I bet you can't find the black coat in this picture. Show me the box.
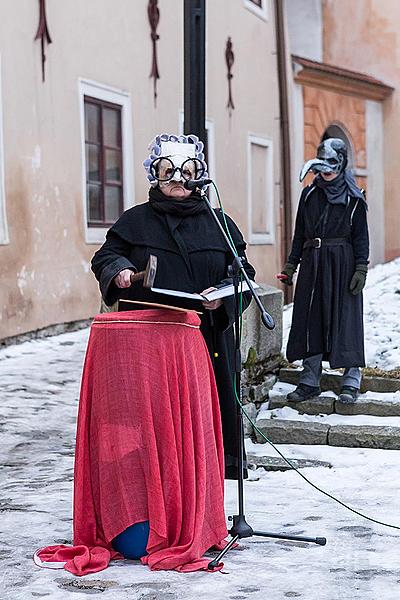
[91,199,256,479]
[286,184,369,368]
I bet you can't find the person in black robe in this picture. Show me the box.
[91,133,256,479]
[277,138,369,405]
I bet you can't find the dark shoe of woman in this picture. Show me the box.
[286,383,321,403]
[337,386,359,404]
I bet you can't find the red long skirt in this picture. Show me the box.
[35,309,227,575]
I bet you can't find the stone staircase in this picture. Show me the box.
[248,367,400,452]
[279,367,400,395]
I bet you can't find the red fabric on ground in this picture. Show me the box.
[36,309,227,575]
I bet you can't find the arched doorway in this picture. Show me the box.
[321,123,355,170]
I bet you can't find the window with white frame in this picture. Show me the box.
[78,79,134,244]
[0,55,9,245]
[247,135,274,244]
[244,0,268,21]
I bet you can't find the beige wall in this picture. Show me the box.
[207,0,282,284]
[0,0,281,339]
[323,0,400,261]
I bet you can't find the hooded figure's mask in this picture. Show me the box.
[299,138,348,182]
[143,133,208,188]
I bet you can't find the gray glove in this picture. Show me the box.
[349,264,368,295]
[277,262,297,286]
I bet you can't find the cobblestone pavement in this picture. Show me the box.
[1,329,400,600]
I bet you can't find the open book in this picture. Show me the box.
[151,281,259,302]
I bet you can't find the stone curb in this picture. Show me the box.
[247,453,332,471]
[255,418,400,450]
[255,419,329,445]
[279,368,400,394]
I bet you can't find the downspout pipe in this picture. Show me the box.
[274,0,293,303]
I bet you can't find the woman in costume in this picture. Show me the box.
[277,137,369,405]
[92,133,256,483]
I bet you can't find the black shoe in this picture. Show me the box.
[286,383,321,403]
[337,386,359,404]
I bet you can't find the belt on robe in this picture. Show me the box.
[303,237,349,250]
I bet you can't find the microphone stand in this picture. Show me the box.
[195,186,327,570]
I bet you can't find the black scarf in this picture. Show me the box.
[148,186,206,217]
[315,170,365,206]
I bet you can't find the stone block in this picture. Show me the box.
[241,285,283,365]
[241,385,253,404]
[255,418,329,445]
[247,453,332,471]
[243,403,258,438]
[278,367,302,387]
[262,374,278,394]
[328,425,400,449]
[335,397,400,417]
[252,375,278,403]
[360,377,400,394]
[269,395,335,415]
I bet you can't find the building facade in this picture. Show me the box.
[286,0,397,265]
[0,0,282,341]
[1,0,399,342]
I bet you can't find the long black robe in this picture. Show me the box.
[91,197,256,479]
[286,184,369,368]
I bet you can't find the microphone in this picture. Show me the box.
[184,178,213,190]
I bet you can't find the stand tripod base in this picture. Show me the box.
[208,515,326,570]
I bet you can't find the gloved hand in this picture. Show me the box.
[349,264,368,295]
[276,262,297,286]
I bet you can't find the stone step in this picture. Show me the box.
[279,367,400,395]
[247,453,332,471]
[255,417,400,450]
[269,392,400,417]
[269,394,336,415]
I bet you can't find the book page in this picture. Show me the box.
[151,281,259,302]
[204,281,259,301]
[150,287,204,300]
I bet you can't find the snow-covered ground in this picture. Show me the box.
[283,257,400,370]
[1,258,400,599]
[1,333,400,599]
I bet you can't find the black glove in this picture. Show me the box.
[349,264,368,295]
[277,262,297,286]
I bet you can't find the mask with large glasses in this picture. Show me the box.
[150,157,206,183]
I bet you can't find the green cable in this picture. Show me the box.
[238,398,400,532]
[211,174,400,532]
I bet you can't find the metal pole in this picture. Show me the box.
[183,0,206,143]
[274,0,293,303]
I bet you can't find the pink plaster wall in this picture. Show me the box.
[323,0,400,260]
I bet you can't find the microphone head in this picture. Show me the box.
[261,311,275,330]
[184,178,212,190]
